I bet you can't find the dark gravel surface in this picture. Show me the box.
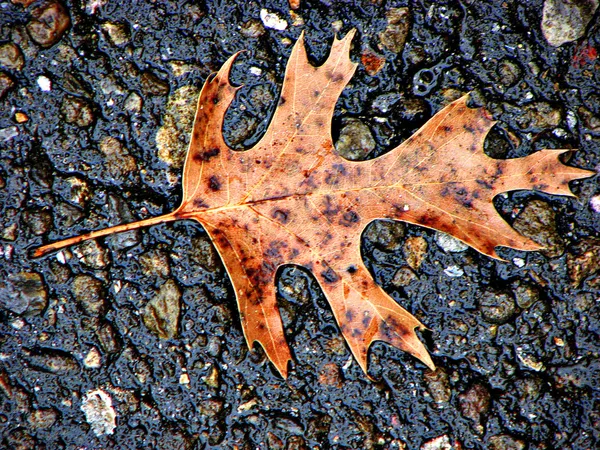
[1,1,599,449]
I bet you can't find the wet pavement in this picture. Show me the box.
[1,1,599,449]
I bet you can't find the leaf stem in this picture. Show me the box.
[32,212,180,258]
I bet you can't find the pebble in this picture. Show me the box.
[142,279,181,339]
[0,72,15,99]
[99,136,137,179]
[379,7,411,53]
[361,49,386,76]
[0,125,18,141]
[260,9,288,30]
[567,237,600,285]
[590,195,600,213]
[140,71,169,96]
[83,347,102,368]
[26,1,71,48]
[0,43,25,71]
[197,398,224,417]
[0,272,47,315]
[513,199,564,258]
[240,19,265,38]
[101,22,130,46]
[139,250,170,277]
[80,389,116,436]
[518,102,562,130]
[479,290,516,324]
[458,383,491,424]
[54,176,90,207]
[335,119,376,161]
[37,75,52,91]
[72,274,106,317]
[421,435,454,450]
[96,322,120,354]
[318,362,343,388]
[435,232,468,253]
[497,59,521,87]
[156,85,200,168]
[392,266,417,286]
[488,434,525,450]
[73,240,109,269]
[27,349,78,373]
[542,0,599,47]
[22,208,53,235]
[514,283,539,309]
[61,95,95,127]
[364,220,405,251]
[424,369,451,405]
[404,236,428,270]
[124,92,143,113]
[27,408,58,429]
[443,265,463,277]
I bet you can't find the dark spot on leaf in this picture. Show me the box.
[193,198,208,208]
[320,267,339,284]
[313,90,320,97]
[347,265,357,274]
[271,209,289,224]
[340,210,360,227]
[208,175,221,191]
[476,179,493,189]
[362,314,371,328]
[194,147,220,162]
[279,96,286,105]
[345,310,355,322]
[442,125,452,133]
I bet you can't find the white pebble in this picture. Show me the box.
[590,195,600,213]
[260,9,288,30]
[512,257,526,268]
[443,265,464,277]
[435,232,469,253]
[37,76,52,91]
[81,389,116,436]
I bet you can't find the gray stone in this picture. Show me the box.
[542,0,599,47]
[364,220,405,251]
[142,280,181,339]
[479,290,517,324]
[335,119,376,161]
[0,272,47,315]
[513,199,564,258]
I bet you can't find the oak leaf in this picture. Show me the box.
[34,30,594,378]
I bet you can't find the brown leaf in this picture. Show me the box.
[34,30,595,378]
